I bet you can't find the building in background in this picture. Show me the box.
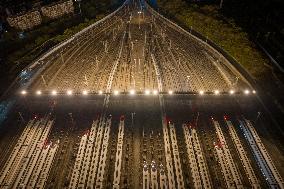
[41,0,74,19]
[7,10,42,30]
[5,0,74,31]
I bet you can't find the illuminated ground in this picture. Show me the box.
[0,0,283,188]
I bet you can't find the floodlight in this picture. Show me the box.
[229,90,235,95]
[145,90,150,95]
[21,90,27,95]
[67,90,73,96]
[244,90,250,95]
[114,90,119,95]
[129,89,136,95]
[51,90,57,96]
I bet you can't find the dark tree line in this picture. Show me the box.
[183,0,284,67]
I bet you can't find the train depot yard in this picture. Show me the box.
[0,0,283,188]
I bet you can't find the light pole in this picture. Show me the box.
[60,51,64,63]
[138,11,141,29]
[131,112,135,125]
[75,0,82,15]
[41,75,47,89]
[68,113,74,128]
[18,112,25,123]
[220,0,223,9]
[195,112,199,127]
[255,111,261,122]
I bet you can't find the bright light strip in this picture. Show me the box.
[99,90,103,95]
[145,90,150,95]
[199,90,204,95]
[36,90,42,95]
[168,90,173,95]
[114,90,119,95]
[51,90,57,96]
[21,90,27,95]
[244,89,250,95]
[82,90,88,95]
[67,90,73,95]
[129,89,136,95]
[214,90,220,95]
[153,90,158,95]
[229,90,235,95]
